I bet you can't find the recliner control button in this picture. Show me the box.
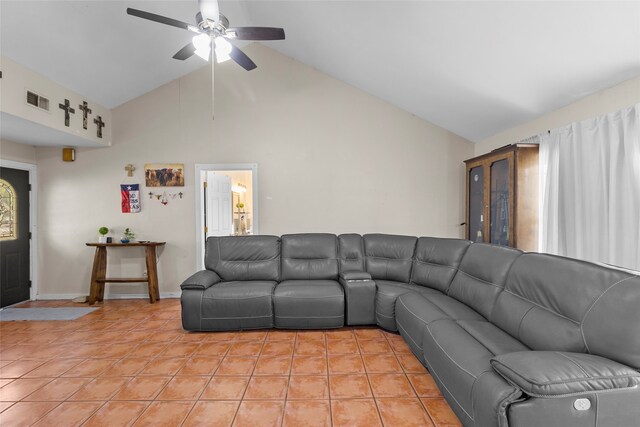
[573,398,591,411]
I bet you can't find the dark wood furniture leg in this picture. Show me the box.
[89,246,107,305]
[145,245,160,303]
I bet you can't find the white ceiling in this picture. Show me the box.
[2,1,639,142]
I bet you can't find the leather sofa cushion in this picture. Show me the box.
[448,243,522,319]
[490,253,640,368]
[338,234,365,273]
[411,237,471,293]
[492,253,640,368]
[491,351,640,397]
[457,320,528,356]
[197,281,276,330]
[395,293,449,362]
[273,280,344,329]
[375,281,439,331]
[364,234,417,282]
[205,236,280,282]
[420,293,485,322]
[281,234,339,281]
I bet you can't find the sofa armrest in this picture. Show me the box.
[340,271,372,281]
[180,270,221,290]
[491,351,640,397]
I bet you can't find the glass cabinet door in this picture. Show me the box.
[490,159,510,246]
[468,166,484,242]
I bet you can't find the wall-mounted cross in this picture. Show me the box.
[94,115,105,138]
[58,99,75,127]
[125,164,136,177]
[78,101,92,130]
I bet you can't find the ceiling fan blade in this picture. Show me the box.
[173,43,196,60]
[198,0,219,23]
[126,8,198,33]
[229,44,257,71]
[226,27,285,41]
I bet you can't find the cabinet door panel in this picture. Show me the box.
[468,166,485,242]
[490,159,510,246]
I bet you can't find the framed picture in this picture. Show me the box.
[144,163,185,187]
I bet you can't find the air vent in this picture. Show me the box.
[26,90,50,111]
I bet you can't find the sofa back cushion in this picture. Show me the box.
[363,234,417,282]
[448,243,522,319]
[205,235,280,281]
[281,233,339,280]
[492,253,640,368]
[411,237,472,293]
[338,234,365,273]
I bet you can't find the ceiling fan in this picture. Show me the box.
[126,0,285,118]
[126,0,285,71]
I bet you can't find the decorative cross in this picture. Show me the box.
[148,192,154,199]
[78,101,92,130]
[58,99,75,127]
[124,164,136,177]
[94,115,105,138]
[178,192,184,199]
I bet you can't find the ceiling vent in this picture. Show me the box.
[26,90,50,111]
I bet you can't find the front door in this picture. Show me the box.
[0,167,31,308]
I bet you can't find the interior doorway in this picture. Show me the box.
[195,164,259,270]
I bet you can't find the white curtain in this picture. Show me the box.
[540,103,640,271]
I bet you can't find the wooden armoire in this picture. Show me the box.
[464,143,539,252]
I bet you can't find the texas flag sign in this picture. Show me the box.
[121,184,141,213]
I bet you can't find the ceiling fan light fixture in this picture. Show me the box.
[192,33,211,60]
[214,37,232,63]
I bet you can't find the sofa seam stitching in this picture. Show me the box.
[502,289,580,325]
[516,306,536,341]
[579,275,635,354]
[557,352,591,379]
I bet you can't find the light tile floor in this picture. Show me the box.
[0,299,462,426]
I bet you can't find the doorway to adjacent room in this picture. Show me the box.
[195,164,259,270]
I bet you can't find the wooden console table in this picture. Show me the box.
[85,242,166,305]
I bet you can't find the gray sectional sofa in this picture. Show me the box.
[181,233,640,427]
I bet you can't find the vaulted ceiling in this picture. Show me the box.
[2,1,639,142]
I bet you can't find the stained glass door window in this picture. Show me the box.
[0,179,17,240]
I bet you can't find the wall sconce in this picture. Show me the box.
[232,183,247,193]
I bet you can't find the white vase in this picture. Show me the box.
[98,236,108,243]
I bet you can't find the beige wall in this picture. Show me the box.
[0,139,37,164]
[34,44,473,297]
[0,56,111,147]
[476,75,640,156]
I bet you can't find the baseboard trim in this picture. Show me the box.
[37,292,181,300]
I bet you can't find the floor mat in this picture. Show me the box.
[0,307,98,321]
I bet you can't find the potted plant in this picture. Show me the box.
[121,228,135,244]
[98,226,109,243]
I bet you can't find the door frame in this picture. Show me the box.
[194,163,259,271]
[0,159,38,302]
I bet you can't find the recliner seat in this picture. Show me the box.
[180,233,640,427]
[273,233,344,329]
